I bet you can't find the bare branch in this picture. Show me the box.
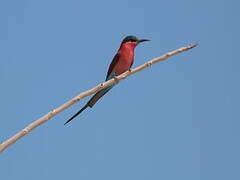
[0,44,198,153]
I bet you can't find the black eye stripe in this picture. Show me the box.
[122,36,138,43]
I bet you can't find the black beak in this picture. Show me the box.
[137,39,150,43]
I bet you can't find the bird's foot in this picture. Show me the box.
[113,76,119,84]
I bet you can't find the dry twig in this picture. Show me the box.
[0,44,198,153]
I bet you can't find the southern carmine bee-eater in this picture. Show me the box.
[64,35,149,125]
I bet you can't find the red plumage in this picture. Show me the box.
[106,41,137,80]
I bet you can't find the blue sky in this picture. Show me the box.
[1,0,239,179]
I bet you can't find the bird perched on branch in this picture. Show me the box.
[64,35,149,125]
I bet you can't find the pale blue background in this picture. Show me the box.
[1,0,239,179]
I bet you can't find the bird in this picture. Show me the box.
[64,35,149,125]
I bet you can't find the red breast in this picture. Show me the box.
[113,42,137,75]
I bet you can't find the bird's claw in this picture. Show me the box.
[113,77,119,84]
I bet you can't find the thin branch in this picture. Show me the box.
[0,43,198,153]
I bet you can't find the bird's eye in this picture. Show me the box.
[129,38,137,42]
[122,36,138,43]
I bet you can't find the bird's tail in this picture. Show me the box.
[87,85,112,107]
[64,104,88,125]
[64,86,113,125]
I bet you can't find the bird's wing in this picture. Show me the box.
[106,53,120,81]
